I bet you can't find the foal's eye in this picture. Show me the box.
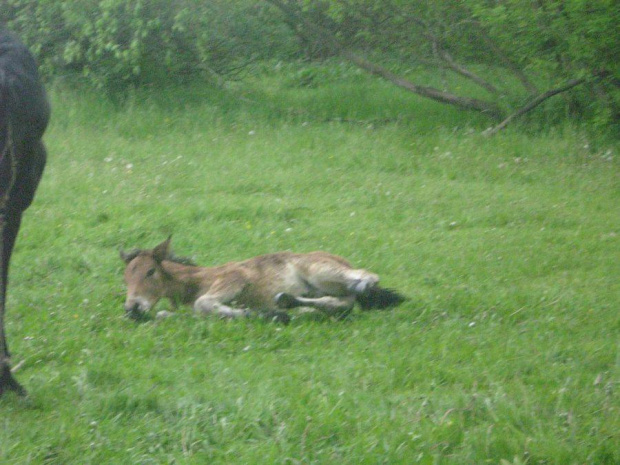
[145,268,156,278]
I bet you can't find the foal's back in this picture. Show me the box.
[227,251,361,308]
[236,251,353,283]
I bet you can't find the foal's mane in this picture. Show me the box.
[166,253,197,266]
[122,248,197,266]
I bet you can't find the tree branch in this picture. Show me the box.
[478,27,539,96]
[266,0,504,119]
[408,15,501,96]
[438,49,500,96]
[483,78,587,135]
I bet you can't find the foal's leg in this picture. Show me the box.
[341,269,380,295]
[193,276,249,319]
[274,260,381,318]
[194,295,249,319]
[303,262,380,297]
[193,275,290,324]
[275,293,355,318]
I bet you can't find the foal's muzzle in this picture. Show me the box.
[125,302,141,315]
[124,297,151,319]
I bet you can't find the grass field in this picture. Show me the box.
[1,65,619,464]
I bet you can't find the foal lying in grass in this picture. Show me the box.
[120,237,405,322]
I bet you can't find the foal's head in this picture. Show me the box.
[120,237,173,318]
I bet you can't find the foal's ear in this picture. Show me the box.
[152,236,172,264]
[120,248,140,264]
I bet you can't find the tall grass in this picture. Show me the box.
[1,66,618,464]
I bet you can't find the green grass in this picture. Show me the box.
[1,66,619,464]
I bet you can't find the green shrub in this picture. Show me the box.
[1,0,297,91]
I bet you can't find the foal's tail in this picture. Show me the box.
[356,286,406,310]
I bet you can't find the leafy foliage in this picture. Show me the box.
[1,0,296,91]
[469,0,620,124]
[289,0,619,132]
[1,0,618,129]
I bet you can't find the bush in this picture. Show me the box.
[1,0,297,91]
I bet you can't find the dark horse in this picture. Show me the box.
[0,29,49,396]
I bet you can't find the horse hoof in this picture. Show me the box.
[0,365,27,397]
[275,292,299,309]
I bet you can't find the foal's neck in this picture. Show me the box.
[161,260,205,305]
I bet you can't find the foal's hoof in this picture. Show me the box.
[156,310,175,320]
[275,292,299,309]
[262,311,291,325]
[335,308,353,321]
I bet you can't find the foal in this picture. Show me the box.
[121,238,405,321]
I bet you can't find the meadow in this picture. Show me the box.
[1,64,618,464]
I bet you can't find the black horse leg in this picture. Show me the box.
[0,210,26,396]
[1,210,21,353]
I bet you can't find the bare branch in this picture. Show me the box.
[409,15,501,96]
[266,0,504,119]
[484,78,587,135]
[439,49,500,95]
[341,49,503,118]
[478,29,540,96]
